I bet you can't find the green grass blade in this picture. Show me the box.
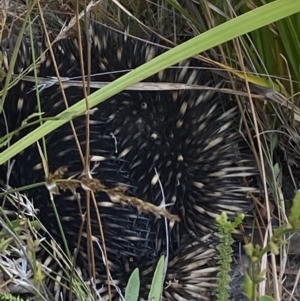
[276,15,300,80]
[165,0,203,30]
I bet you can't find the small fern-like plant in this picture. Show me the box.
[216,212,244,301]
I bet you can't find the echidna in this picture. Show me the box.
[0,22,254,300]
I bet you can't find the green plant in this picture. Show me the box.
[216,212,244,301]
[124,256,165,301]
[243,191,300,301]
[0,293,27,301]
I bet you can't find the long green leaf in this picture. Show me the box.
[1,0,300,164]
[276,16,300,80]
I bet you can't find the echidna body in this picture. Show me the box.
[0,23,254,300]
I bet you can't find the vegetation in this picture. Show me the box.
[0,0,300,300]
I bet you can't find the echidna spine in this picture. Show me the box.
[0,22,255,300]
